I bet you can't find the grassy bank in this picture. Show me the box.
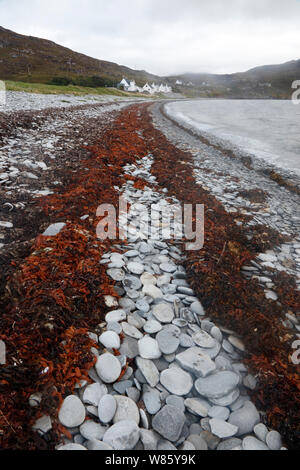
[4,80,149,98]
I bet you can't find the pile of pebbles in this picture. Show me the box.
[1,90,145,114]
[31,155,286,451]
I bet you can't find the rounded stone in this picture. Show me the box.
[128,262,145,275]
[103,420,140,450]
[144,319,162,334]
[99,331,120,350]
[210,389,240,407]
[180,441,196,451]
[58,443,87,451]
[157,274,171,287]
[82,383,107,406]
[266,430,282,450]
[208,406,230,421]
[210,326,223,343]
[186,434,208,450]
[242,436,269,450]
[152,405,185,442]
[254,423,268,442]
[58,395,86,428]
[160,367,193,396]
[217,437,242,450]
[113,380,133,395]
[86,440,113,450]
[107,268,125,281]
[113,395,140,425]
[190,301,205,316]
[172,318,188,328]
[157,440,177,450]
[139,242,152,254]
[136,357,160,388]
[141,272,157,286]
[119,297,136,312]
[143,390,162,415]
[80,421,106,441]
[95,353,122,383]
[153,303,174,323]
[209,419,238,439]
[107,322,122,334]
[136,298,150,313]
[228,335,245,352]
[176,347,216,378]
[156,326,180,354]
[185,398,210,417]
[122,322,143,340]
[127,312,146,329]
[138,336,161,359]
[119,337,139,359]
[105,309,126,323]
[228,401,260,436]
[123,275,142,291]
[166,395,185,413]
[124,250,139,258]
[140,429,159,450]
[179,334,195,348]
[143,284,162,299]
[204,430,223,450]
[160,263,177,273]
[98,394,117,424]
[195,371,240,399]
[192,330,216,349]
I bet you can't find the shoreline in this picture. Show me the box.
[162,102,300,197]
[0,100,299,450]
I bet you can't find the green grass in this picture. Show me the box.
[4,80,150,98]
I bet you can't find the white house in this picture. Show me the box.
[149,83,158,94]
[118,78,172,94]
[127,80,140,92]
[119,78,129,90]
[143,83,153,94]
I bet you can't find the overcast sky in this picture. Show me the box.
[0,0,299,76]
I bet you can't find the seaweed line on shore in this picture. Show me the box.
[0,101,299,449]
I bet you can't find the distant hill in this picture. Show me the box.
[167,60,300,99]
[0,26,159,86]
[0,25,298,98]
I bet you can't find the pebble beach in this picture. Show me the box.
[0,92,299,451]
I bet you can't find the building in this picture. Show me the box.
[127,80,139,92]
[118,78,172,95]
[119,78,129,90]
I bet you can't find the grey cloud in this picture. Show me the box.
[0,0,299,75]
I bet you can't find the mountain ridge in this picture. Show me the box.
[167,59,300,98]
[0,26,159,85]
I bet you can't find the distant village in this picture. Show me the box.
[118,78,172,94]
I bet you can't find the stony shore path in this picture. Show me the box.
[0,99,299,450]
[56,155,285,451]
